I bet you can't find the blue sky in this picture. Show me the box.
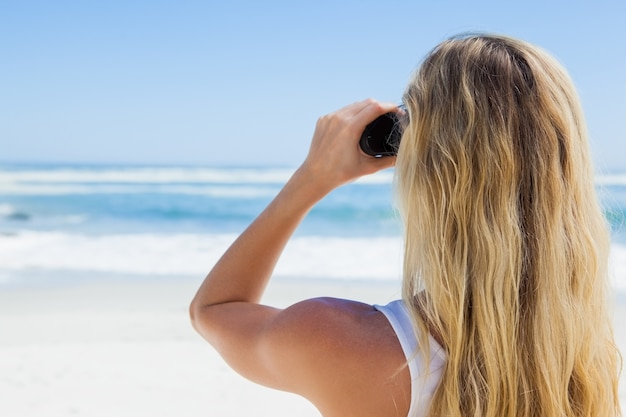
[1,0,625,171]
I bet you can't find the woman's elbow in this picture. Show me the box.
[189,297,209,335]
[188,296,228,346]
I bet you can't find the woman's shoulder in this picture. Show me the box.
[263,297,412,417]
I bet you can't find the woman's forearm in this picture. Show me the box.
[189,166,331,309]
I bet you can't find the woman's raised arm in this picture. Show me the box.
[188,99,399,409]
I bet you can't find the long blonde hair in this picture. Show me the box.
[396,34,621,417]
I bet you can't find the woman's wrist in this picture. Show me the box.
[275,165,335,216]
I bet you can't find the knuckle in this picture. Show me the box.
[370,101,384,112]
[317,114,331,125]
[365,98,382,109]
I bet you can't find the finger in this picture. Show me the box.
[352,99,399,126]
[335,98,394,118]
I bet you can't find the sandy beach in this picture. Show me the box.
[0,276,623,416]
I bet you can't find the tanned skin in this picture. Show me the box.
[190,99,410,417]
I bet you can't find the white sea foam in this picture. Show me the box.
[0,167,295,185]
[0,167,395,185]
[0,204,16,216]
[609,244,626,290]
[596,174,626,186]
[0,232,624,291]
[1,167,621,187]
[0,167,393,195]
[0,183,281,197]
[0,231,402,281]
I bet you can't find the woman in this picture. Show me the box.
[190,34,622,417]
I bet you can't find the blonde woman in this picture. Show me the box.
[190,34,621,417]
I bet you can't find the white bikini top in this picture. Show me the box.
[374,300,447,417]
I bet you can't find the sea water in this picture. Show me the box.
[0,163,624,295]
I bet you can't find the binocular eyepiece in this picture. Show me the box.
[358,111,403,158]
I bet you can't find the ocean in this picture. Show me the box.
[0,163,624,294]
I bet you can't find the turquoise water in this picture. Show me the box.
[0,163,624,289]
[0,163,400,237]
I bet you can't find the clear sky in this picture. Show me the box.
[1,0,625,171]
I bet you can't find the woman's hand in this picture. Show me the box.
[297,99,399,194]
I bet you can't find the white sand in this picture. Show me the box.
[0,277,623,416]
